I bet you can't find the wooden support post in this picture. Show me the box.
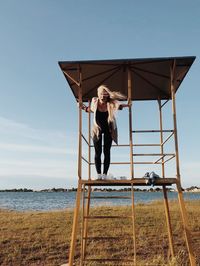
[158,99,175,258]
[88,100,91,180]
[68,181,82,266]
[128,67,136,265]
[170,61,181,180]
[176,182,196,266]
[128,67,134,179]
[131,184,136,266]
[171,60,196,265]
[78,67,83,179]
[80,184,85,266]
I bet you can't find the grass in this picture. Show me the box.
[0,200,199,265]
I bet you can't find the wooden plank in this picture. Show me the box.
[88,99,91,180]
[89,162,131,165]
[68,182,82,266]
[82,186,91,260]
[133,144,160,146]
[158,98,175,258]
[77,67,82,179]
[177,182,196,266]
[131,184,136,265]
[133,153,175,156]
[170,60,181,180]
[128,68,134,180]
[132,130,173,133]
[81,178,177,186]
[80,184,85,265]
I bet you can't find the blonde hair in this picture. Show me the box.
[97,85,126,101]
[93,85,126,138]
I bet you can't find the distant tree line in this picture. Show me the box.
[0,186,199,193]
[0,188,34,192]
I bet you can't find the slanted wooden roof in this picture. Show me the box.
[58,56,195,101]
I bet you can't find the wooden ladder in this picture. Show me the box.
[80,183,136,265]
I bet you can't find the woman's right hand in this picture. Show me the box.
[77,102,89,112]
[77,102,83,108]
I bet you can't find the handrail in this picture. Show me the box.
[90,143,161,148]
[133,161,162,164]
[90,162,130,165]
[112,144,130,147]
[133,153,175,156]
[133,144,160,147]
[132,130,174,133]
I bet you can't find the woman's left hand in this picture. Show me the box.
[119,103,131,110]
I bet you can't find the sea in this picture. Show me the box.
[0,191,200,211]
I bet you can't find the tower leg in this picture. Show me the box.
[80,184,86,266]
[162,186,175,258]
[69,181,82,266]
[82,185,91,260]
[131,184,136,266]
[176,182,196,266]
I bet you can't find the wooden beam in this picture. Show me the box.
[158,98,175,258]
[128,67,134,179]
[78,66,83,179]
[68,181,82,266]
[170,60,181,180]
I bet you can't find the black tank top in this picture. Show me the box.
[96,109,109,133]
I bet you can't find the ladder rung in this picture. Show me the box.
[132,130,173,133]
[133,143,160,146]
[133,153,175,156]
[85,196,131,199]
[83,236,132,240]
[84,215,132,219]
[84,258,134,262]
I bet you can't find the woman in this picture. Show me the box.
[80,85,129,179]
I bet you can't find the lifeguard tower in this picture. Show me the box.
[59,56,196,266]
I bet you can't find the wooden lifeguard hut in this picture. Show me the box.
[59,56,196,266]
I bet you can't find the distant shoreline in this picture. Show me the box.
[0,186,200,193]
[1,190,200,212]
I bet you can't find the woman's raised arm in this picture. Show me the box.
[118,102,132,110]
[77,102,92,112]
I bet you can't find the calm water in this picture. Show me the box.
[0,191,199,211]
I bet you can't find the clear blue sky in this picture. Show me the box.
[0,0,199,189]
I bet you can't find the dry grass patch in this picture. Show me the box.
[0,200,199,265]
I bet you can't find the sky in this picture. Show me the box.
[0,0,199,189]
